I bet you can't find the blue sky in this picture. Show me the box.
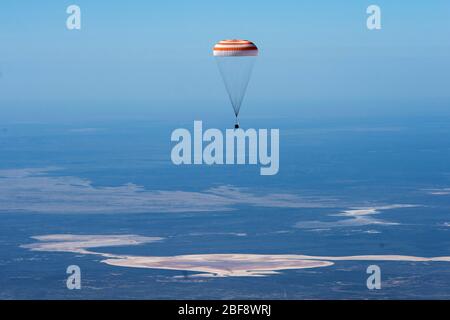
[0,1,449,107]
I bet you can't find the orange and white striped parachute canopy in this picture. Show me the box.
[213,39,258,57]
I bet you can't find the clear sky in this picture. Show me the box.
[0,1,449,107]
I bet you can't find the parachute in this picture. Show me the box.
[213,40,258,128]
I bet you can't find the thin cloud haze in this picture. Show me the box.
[0,168,336,214]
[295,205,418,229]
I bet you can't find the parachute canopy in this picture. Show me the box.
[213,40,258,57]
[213,40,258,128]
